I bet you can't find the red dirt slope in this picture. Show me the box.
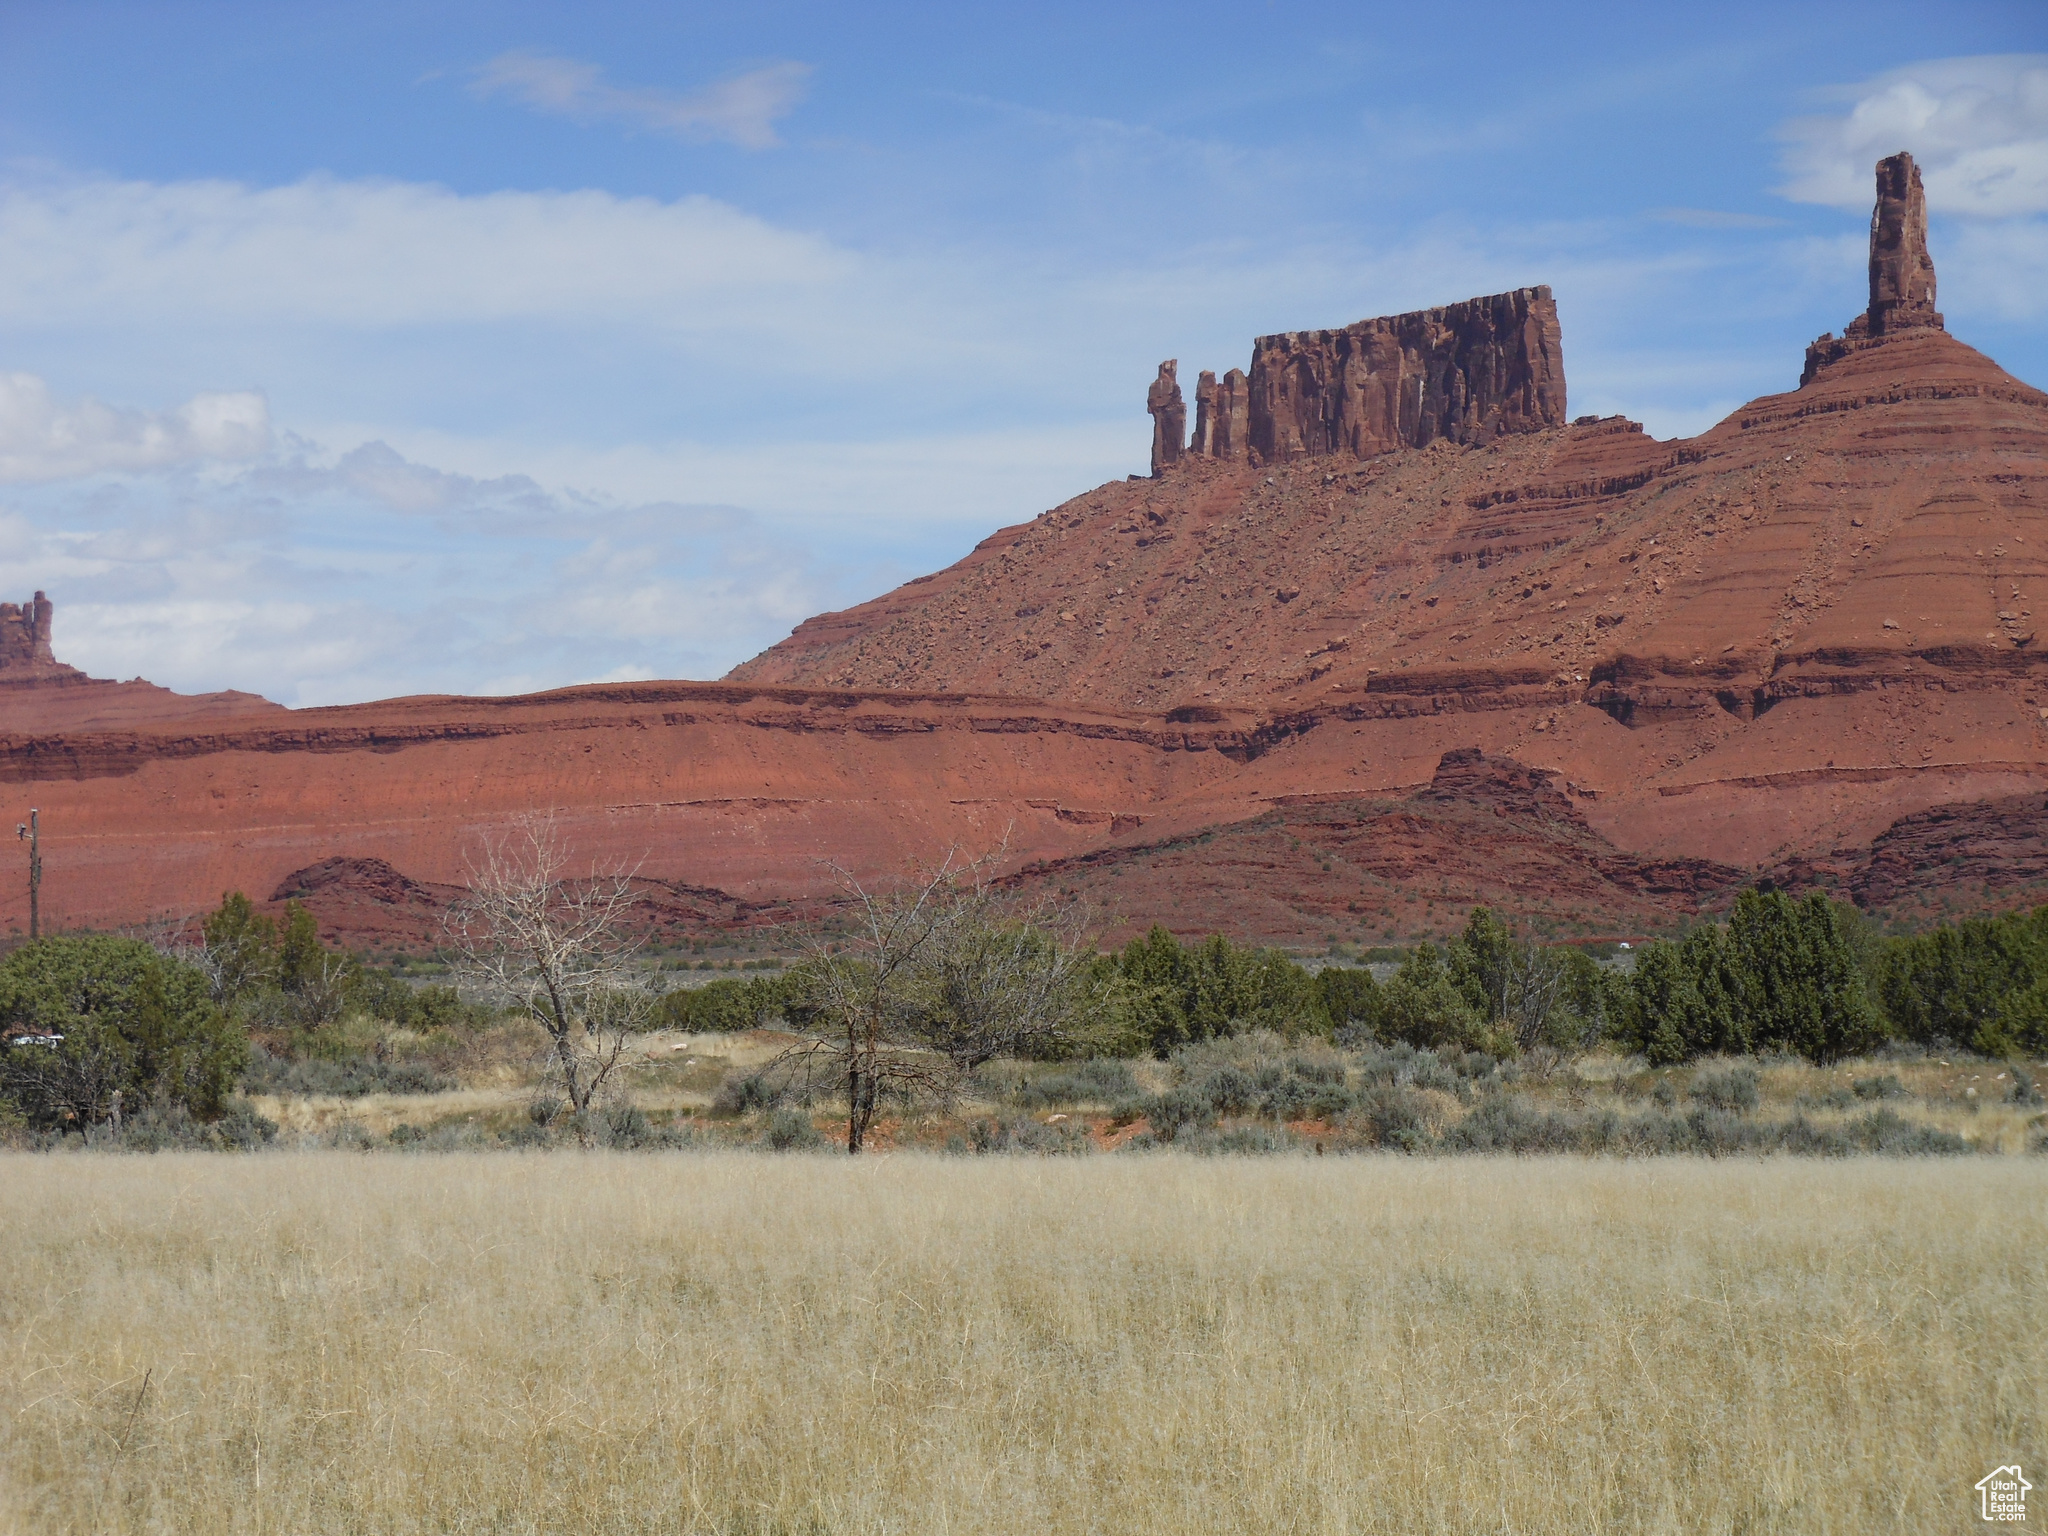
[1005,748,1744,946]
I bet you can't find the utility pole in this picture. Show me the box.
[16,809,39,941]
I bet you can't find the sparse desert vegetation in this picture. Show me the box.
[4,880,2048,1156]
[2,1153,2042,1535]
[4,870,2046,1529]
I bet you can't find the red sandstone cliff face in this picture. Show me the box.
[723,152,2047,897]
[2,154,2043,947]
[1148,286,1563,470]
[1246,286,1566,462]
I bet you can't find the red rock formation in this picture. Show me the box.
[3,156,2044,947]
[1188,368,1251,463]
[262,854,829,952]
[1803,151,1945,385]
[1147,361,1186,477]
[1002,748,1744,944]
[727,154,2047,907]
[0,592,284,731]
[1244,286,1567,462]
[1869,151,1940,335]
[0,592,56,671]
[1191,371,1217,458]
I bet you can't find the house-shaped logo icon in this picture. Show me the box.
[1977,1465,2030,1522]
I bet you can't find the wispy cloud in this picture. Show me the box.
[470,52,810,150]
[0,175,851,331]
[0,373,269,484]
[1778,54,2048,216]
[0,434,857,706]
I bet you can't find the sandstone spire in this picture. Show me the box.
[1147,361,1187,476]
[0,590,56,672]
[1213,368,1249,462]
[1801,151,1944,384]
[1190,370,1218,457]
[1867,151,1940,334]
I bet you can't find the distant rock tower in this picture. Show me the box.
[1147,361,1187,477]
[1802,151,1944,385]
[1868,151,1940,335]
[0,590,56,672]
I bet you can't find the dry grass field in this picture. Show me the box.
[1,1154,2042,1535]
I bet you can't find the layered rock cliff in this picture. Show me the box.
[1242,285,1566,462]
[727,150,2047,884]
[1150,285,1565,473]
[4,153,2045,946]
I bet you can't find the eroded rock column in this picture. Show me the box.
[1148,361,1187,477]
[1868,151,1940,334]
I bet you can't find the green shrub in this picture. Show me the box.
[1114,927,1324,1054]
[1624,889,1883,1064]
[1139,1085,1217,1142]
[242,1043,456,1098]
[1689,1064,1761,1114]
[77,1097,278,1152]
[760,1108,824,1151]
[1344,1084,1432,1150]
[1313,966,1382,1037]
[1877,907,2048,1055]
[0,937,246,1129]
[659,975,792,1034]
[1379,945,1484,1052]
[715,1070,796,1115]
[1007,1059,1138,1108]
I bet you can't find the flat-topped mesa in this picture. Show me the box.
[1247,286,1566,462]
[1146,361,1187,477]
[1802,151,1944,385]
[0,591,56,672]
[1154,286,1566,470]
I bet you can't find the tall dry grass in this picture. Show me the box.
[0,1153,2041,1534]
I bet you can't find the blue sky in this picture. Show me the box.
[1,2,2044,705]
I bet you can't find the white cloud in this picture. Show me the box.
[0,175,852,330]
[470,52,811,150]
[1944,218,2048,324]
[329,419,1143,529]
[1778,54,2048,216]
[0,372,269,484]
[0,433,881,705]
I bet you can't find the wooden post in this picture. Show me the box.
[16,809,39,941]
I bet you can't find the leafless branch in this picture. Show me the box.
[772,837,1100,1152]
[447,814,651,1142]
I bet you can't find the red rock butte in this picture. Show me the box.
[4,152,2046,946]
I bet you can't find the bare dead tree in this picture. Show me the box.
[774,842,1098,1152]
[447,816,650,1143]
[773,853,973,1154]
[901,878,1097,1073]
